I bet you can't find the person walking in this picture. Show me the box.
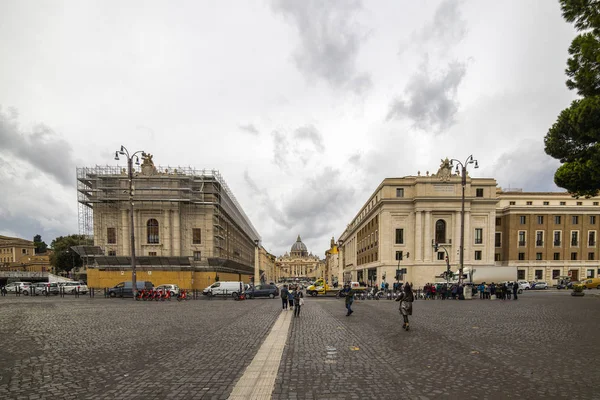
[513,281,519,300]
[343,283,354,316]
[288,286,295,310]
[293,287,304,317]
[396,282,414,331]
[281,285,289,310]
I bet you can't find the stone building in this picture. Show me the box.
[77,154,261,289]
[336,159,600,288]
[324,237,340,286]
[276,235,324,280]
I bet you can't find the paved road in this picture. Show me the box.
[0,291,598,399]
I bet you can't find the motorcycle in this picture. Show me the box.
[135,290,145,301]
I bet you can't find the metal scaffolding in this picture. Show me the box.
[76,165,260,264]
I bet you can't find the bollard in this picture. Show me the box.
[17,286,20,297]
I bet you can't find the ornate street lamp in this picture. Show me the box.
[254,239,260,286]
[449,155,478,285]
[114,145,146,299]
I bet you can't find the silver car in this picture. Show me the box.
[532,281,549,290]
[4,282,32,295]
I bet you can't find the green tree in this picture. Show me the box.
[49,234,93,273]
[33,234,48,254]
[544,0,600,196]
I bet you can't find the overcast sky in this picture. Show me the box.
[0,0,578,257]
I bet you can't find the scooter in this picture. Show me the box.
[135,290,145,301]
[177,289,187,302]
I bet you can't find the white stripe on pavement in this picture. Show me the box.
[228,309,292,400]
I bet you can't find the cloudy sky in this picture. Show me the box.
[0,0,578,257]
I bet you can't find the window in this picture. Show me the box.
[527,201,533,205]
[107,228,116,244]
[437,252,445,260]
[595,202,599,206]
[192,229,202,244]
[494,253,501,261]
[147,219,159,244]
[555,216,561,224]
[510,201,516,205]
[474,228,483,244]
[591,216,597,224]
[536,253,542,260]
[543,201,549,206]
[571,231,579,246]
[476,188,483,197]
[572,216,579,224]
[554,231,561,246]
[474,250,482,260]
[495,217,501,226]
[395,251,403,261]
[518,270,526,280]
[537,216,544,224]
[194,251,201,261]
[435,220,446,244]
[108,250,116,256]
[589,252,595,261]
[587,269,595,278]
[571,252,578,260]
[560,201,566,205]
[395,228,404,244]
[22,249,26,254]
[520,216,526,224]
[552,270,560,279]
[495,232,501,247]
[518,252,525,260]
[396,188,404,198]
[518,231,526,246]
[589,231,596,246]
[535,270,543,279]
[577,201,583,205]
[553,252,560,260]
[536,231,544,246]
[148,251,157,256]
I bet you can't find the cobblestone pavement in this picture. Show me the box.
[0,296,281,399]
[274,291,600,400]
[0,292,598,399]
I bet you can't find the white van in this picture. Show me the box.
[203,281,244,297]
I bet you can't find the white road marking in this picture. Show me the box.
[228,310,292,400]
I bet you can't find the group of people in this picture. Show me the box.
[280,284,304,317]
[476,282,518,300]
[422,282,467,300]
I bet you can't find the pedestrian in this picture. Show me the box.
[288,286,295,310]
[281,285,289,310]
[294,287,304,317]
[343,283,354,316]
[513,281,519,300]
[395,282,414,331]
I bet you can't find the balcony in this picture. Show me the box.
[536,240,544,246]
[518,241,526,247]
[554,241,561,246]
[589,241,596,247]
[571,241,579,246]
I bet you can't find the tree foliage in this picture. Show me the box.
[49,234,93,273]
[33,234,48,254]
[545,0,600,196]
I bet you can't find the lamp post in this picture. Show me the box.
[114,145,146,299]
[254,239,260,286]
[449,155,478,285]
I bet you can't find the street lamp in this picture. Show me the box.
[114,145,146,299]
[449,155,478,285]
[254,239,260,286]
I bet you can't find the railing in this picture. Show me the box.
[518,241,526,246]
[536,240,544,246]
[554,241,561,246]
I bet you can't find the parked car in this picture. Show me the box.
[33,282,60,295]
[202,281,245,298]
[517,280,531,290]
[531,281,549,290]
[155,284,180,296]
[245,283,280,299]
[108,281,153,298]
[4,282,32,295]
[59,281,88,294]
[576,277,600,290]
[501,281,523,294]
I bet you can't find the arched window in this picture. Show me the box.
[147,219,159,244]
[435,219,446,244]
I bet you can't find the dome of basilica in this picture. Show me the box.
[291,235,308,252]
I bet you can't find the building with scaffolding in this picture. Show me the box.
[76,154,262,290]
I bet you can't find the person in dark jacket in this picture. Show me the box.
[293,287,304,317]
[342,284,354,316]
[395,283,414,331]
[512,281,519,300]
[281,285,289,310]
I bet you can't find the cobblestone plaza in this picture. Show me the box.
[0,292,598,399]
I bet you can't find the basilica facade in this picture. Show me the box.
[276,235,324,280]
